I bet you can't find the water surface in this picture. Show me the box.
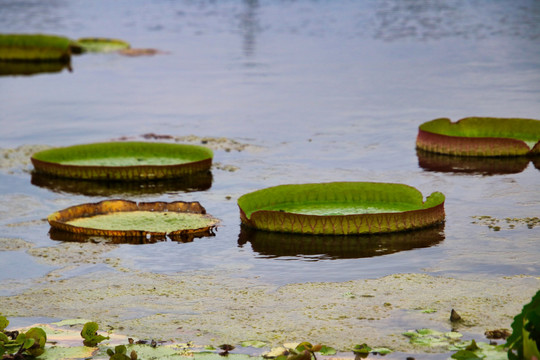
[1,0,539,298]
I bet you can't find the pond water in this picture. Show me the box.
[1,0,540,354]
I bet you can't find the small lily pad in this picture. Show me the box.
[416,117,540,156]
[76,37,130,52]
[47,199,219,240]
[31,142,213,181]
[238,182,445,235]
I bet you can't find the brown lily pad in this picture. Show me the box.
[48,200,220,241]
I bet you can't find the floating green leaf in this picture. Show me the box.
[0,315,8,331]
[81,321,109,347]
[416,117,540,156]
[76,37,130,52]
[451,341,507,360]
[238,182,445,235]
[31,141,213,181]
[240,340,267,348]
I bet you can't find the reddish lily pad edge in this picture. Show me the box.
[238,182,445,235]
[416,117,540,157]
[31,141,213,181]
[48,199,220,240]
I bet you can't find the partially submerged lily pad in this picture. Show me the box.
[416,117,540,156]
[237,182,445,235]
[31,141,213,180]
[48,200,220,240]
[76,37,130,52]
[0,33,77,62]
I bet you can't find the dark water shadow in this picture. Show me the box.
[238,223,445,260]
[31,171,212,196]
[48,227,216,245]
[416,149,533,175]
[0,61,72,76]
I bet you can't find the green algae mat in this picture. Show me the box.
[48,200,219,241]
[416,117,540,157]
[238,182,445,235]
[31,142,213,180]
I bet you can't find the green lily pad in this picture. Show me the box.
[47,199,219,241]
[0,33,76,62]
[31,142,213,181]
[238,182,445,235]
[76,37,130,52]
[416,117,540,156]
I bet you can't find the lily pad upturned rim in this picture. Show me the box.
[76,37,131,52]
[238,182,445,235]
[416,117,540,157]
[47,199,220,240]
[31,141,213,181]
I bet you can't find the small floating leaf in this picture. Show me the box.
[81,321,109,347]
[0,315,8,331]
[76,37,130,52]
[240,340,267,348]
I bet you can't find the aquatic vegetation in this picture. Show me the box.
[416,117,540,156]
[352,343,392,357]
[273,342,336,360]
[238,182,445,235]
[0,34,76,62]
[31,142,213,181]
[106,345,137,360]
[48,200,220,241]
[506,289,540,360]
[0,316,47,359]
[76,38,130,53]
[403,328,463,348]
[81,322,109,347]
[450,340,507,360]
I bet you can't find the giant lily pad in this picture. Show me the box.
[0,34,77,62]
[31,142,213,180]
[76,37,130,53]
[416,117,540,156]
[237,182,445,235]
[48,200,220,241]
